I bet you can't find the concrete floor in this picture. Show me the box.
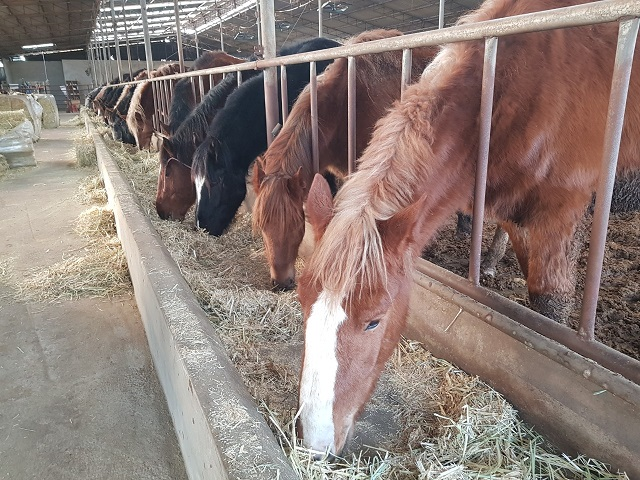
[0,114,187,480]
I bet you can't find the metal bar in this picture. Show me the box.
[280,65,289,124]
[140,0,155,74]
[439,0,445,29]
[88,40,97,87]
[173,0,186,73]
[401,48,412,97]
[151,81,159,131]
[122,1,133,77]
[255,0,262,49]
[220,20,225,51]
[310,61,319,173]
[98,18,110,82]
[260,0,279,146]
[209,73,214,90]
[190,76,196,103]
[415,259,640,387]
[198,74,205,103]
[237,70,242,86]
[109,0,123,80]
[318,0,323,37]
[107,0,640,84]
[579,18,640,340]
[347,56,356,175]
[194,30,200,57]
[163,79,171,126]
[469,37,498,286]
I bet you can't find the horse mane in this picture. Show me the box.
[252,173,306,233]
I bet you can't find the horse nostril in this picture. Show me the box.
[271,278,296,292]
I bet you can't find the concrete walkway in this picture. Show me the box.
[0,114,187,480]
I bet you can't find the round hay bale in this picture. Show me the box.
[35,94,60,129]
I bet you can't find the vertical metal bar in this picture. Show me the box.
[310,61,319,173]
[347,56,356,175]
[439,0,445,29]
[89,40,98,87]
[99,18,110,82]
[255,0,262,47]
[173,0,185,73]
[140,0,154,75]
[260,0,278,146]
[280,65,289,124]
[209,73,214,90]
[469,37,498,286]
[579,18,639,340]
[109,0,123,80]
[198,74,205,103]
[160,79,168,126]
[122,1,133,77]
[318,0,323,37]
[190,76,196,101]
[237,70,242,87]
[151,80,159,131]
[194,30,200,57]
[401,48,412,98]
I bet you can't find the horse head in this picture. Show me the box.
[192,136,247,235]
[253,158,306,291]
[296,174,429,456]
[156,133,196,221]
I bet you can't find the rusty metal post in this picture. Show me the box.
[280,65,289,124]
[109,0,123,80]
[347,56,356,175]
[173,0,186,73]
[310,61,319,173]
[401,48,412,97]
[260,0,279,146]
[579,18,639,340]
[469,37,498,286]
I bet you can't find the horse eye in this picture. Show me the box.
[365,319,380,331]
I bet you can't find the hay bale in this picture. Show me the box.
[74,133,97,167]
[35,94,59,128]
[0,110,28,136]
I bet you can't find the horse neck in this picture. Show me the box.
[169,78,196,134]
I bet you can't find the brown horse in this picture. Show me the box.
[127,63,181,150]
[296,0,640,456]
[252,30,437,290]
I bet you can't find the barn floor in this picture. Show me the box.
[0,114,187,480]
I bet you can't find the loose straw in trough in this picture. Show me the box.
[92,114,628,479]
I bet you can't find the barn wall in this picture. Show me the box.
[4,58,67,108]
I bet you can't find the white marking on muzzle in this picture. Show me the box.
[194,174,205,228]
[299,291,346,454]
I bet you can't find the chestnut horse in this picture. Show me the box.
[156,58,260,221]
[296,0,640,456]
[252,30,437,290]
[126,63,181,149]
[191,37,341,235]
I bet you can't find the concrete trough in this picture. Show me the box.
[90,118,639,478]
[90,124,297,480]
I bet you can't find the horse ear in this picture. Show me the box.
[306,173,334,243]
[377,193,430,256]
[253,156,266,193]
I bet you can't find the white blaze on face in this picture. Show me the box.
[299,291,346,454]
[194,174,205,228]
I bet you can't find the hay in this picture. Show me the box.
[17,181,131,302]
[63,114,86,127]
[0,110,28,136]
[74,132,97,167]
[76,174,108,205]
[101,135,629,479]
[35,95,59,128]
[0,154,8,178]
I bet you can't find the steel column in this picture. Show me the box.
[194,30,200,57]
[579,18,640,340]
[122,1,133,77]
[318,0,323,37]
[469,37,498,286]
[220,20,225,51]
[439,0,445,29]
[109,0,123,80]
[347,56,356,175]
[173,0,186,73]
[140,0,154,74]
[260,0,279,146]
[401,48,412,97]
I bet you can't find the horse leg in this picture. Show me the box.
[480,225,509,277]
[500,221,529,279]
[525,212,587,323]
[455,213,472,238]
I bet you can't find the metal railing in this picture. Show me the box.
[102,0,640,386]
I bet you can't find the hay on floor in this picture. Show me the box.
[74,132,97,167]
[94,117,630,480]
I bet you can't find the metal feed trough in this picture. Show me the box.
[93,0,640,477]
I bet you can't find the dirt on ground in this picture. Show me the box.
[422,212,640,361]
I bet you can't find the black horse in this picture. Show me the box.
[191,37,341,235]
[110,69,147,145]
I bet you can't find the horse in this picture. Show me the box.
[110,69,148,145]
[252,30,438,290]
[295,0,640,456]
[126,63,181,149]
[191,37,341,235]
[155,57,260,221]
